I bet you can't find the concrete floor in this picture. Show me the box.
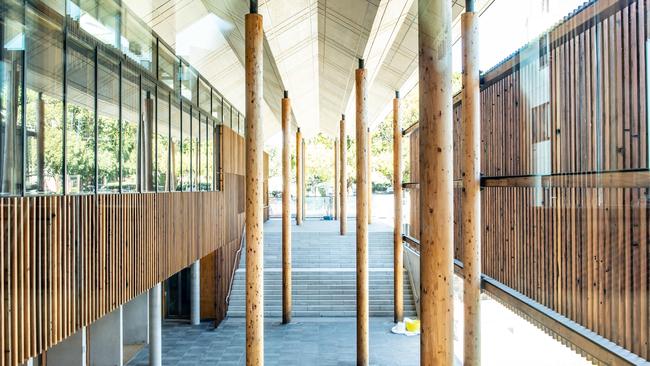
[126,317,420,366]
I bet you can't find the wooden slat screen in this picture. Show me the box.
[407,0,650,361]
[0,126,247,366]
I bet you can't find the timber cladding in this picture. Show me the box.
[408,0,650,362]
[0,126,246,366]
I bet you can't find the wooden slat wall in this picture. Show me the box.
[2,192,222,366]
[407,0,650,361]
[0,126,246,366]
[481,187,649,360]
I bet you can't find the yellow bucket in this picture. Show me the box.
[405,318,420,332]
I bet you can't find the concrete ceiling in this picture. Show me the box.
[124,0,492,141]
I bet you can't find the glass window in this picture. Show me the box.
[211,90,222,122]
[180,102,191,191]
[156,89,169,192]
[223,101,231,129]
[170,96,181,191]
[191,108,200,191]
[0,0,24,196]
[198,78,210,113]
[205,117,213,191]
[158,43,177,92]
[121,10,155,73]
[96,52,120,193]
[121,66,139,192]
[141,78,155,192]
[25,8,64,195]
[67,0,121,49]
[34,0,66,16]
[65,38,95,194]
[180,62,196,102]
[199,114,208,191]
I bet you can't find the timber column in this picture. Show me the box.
[339,116,347,235]
[282,90,292,324]
[296,128,303,225]
[393,91,403,323]
[461,1,481,364]
[355,58,369,366]
[334,138,339,220]
[419,0,454,365]
[302,141,306,219]
[367,127,372,225]
[245,2,264,364]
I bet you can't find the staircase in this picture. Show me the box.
[227,229,417,318]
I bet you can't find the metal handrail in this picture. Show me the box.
[225,226,246,306]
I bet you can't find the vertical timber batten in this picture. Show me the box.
[245,7,264,366]
[340,117,347,235]
[368,127,372,225]
[355,59,369,366]
[296,128,303,226]
[419,0,454,365]
[282,91,292,324]
[461,7,481,366]
[393,92,404,323]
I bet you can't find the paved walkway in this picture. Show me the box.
[127,317,419,366]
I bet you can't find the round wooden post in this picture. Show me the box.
[418,0,454,364]
[461,3,481,364]
[340,116,347,235]
[302,141,306,220]
[356,58,369,366]
[393,91,404,323]
[334,138,340,220]
[282,91,292,324]
[367,127,372,225]
[245,4,264,365]
[296,128,303,225]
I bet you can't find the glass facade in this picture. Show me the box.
[0,0,241,197]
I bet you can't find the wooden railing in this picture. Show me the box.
[402,234,647,365]
[1,192,235,365]
[406,0,650,362]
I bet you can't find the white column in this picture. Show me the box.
[149,284,162,366]
[89,307,123,366]
[46,327,87,366]
[190,261,201,325]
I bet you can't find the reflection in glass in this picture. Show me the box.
[25,8,64,195]
[170,96,181,191]
[66,39,95,194]
[1,1,24,195]
[180,103,191,191]
[67,0,121,49]
[223,101,231,129]
[191,108,200,191]
[211,90,222,122]
[158,43,177,92]
[121,10,155,73]
[199,78,210,113]
[97,54,120,193]
[180,63,197,103]
[142,79,155,192]
[157,89,170,191]
[121,67,139,192]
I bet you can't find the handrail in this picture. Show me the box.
[400,234,645,366]
[402,121,419,137]
[402,182,419,189]
[225,226,246,306]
